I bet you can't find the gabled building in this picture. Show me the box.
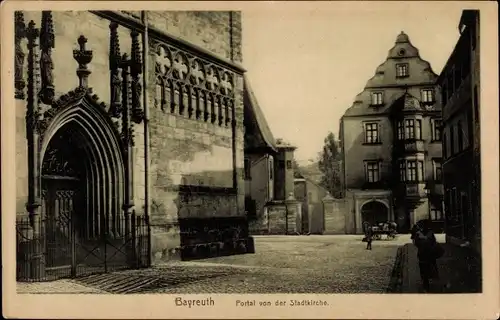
[340,32,444,234]
[437,10,481,254]
[243,77,298,233]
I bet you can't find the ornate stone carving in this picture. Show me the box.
[15,11,27,100]
[41,147,78,177]
[109,22,122,119]
[26,20,40,131]
[32,35,107,137]
[73,35,93,88]
[39,11,55,105]
[120,53,134,147]
[130,31,144,124]
[150,39,236,127]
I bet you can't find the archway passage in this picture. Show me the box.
[361,201,389,227]
[38,98,149,279]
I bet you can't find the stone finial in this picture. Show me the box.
[396,31,409,43]
[109,22,121,69]
[130,30,142,76]
[26,21,39,47]
[40,11,54,50]
[73,35,93,88]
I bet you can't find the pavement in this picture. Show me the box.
[17,235,408,294]
[17,234,480,294]
[399,234,482,293]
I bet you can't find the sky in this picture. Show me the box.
[241,2,464,165]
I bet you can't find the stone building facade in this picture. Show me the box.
[14,10,253,281]
[243,78,299,234]
[294,175,328,234]
[438,10,481,255]
[340,32,444,234]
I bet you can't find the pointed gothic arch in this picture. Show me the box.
[39,93,126,240]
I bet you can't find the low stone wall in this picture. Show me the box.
[323,196,348,234]
[150,216,255,263]
[249,200,302,235]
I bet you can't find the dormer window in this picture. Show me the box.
[421,89,435,103]
[371,92,384,106]
[396,63,409,78]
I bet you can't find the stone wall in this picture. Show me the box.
[323,197,348,234]
[147,11,242,63]
[144,10,246,261]
[254,201,302,235]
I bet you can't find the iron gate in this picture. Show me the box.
[16,211,150,282]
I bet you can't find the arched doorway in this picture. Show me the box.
[41,124,88,269]
[38,97,147,278]
[361,201,389,226]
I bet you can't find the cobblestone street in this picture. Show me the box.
[18,235,414,294]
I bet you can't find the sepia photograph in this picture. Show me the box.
[2,1,498,319]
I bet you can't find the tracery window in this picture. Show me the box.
[153,41,235,127]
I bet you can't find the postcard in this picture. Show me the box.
[1,1,498,319]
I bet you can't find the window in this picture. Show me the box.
[431,119,442,141]
[399,161,406,181]
[457,120,463,152]
[269,158,274,180]
[364,122,379,144]
[397,121,404,140]
[405,119,415,139]
[278,160,285,169]
[365,161,380,183]
[421,89,434,103]
[396,63,409,77]
[286,160,292,169]
[433,159,442,181]
[415,119,422,140]
[430,207,444,220]
[244,158,251,180]
[407,161,417,182]
[371,92,384,106]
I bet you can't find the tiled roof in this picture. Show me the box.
[243,75,277,152]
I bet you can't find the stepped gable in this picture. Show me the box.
[343,31,439,117]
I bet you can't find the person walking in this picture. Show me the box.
[365,223,373,250]
[413,219,443,292]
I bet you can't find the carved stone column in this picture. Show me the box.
[25,20,45,280]
[120,53,136,264]
[109,22,123,120]
[39,11,55,105]
[15,11,27,100]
